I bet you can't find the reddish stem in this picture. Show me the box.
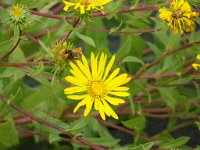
[0,94,105,150]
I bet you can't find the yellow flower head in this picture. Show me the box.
[159,0,199,34]
[64,53,131,120]
[192,54,200,70]
[63,0,111,14]
[12,5,22,18]
[7,4,29,27]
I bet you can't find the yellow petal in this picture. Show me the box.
[74,3,81,10]
[103,55,115,80]
[102,100,118,120]
[99,108,106,120]
[69,62,88,81]
[109,91,130,97]
[192,63,200,70]
[97,53,105,77]
[79,55,91,78]
[99,100,110,117]
[196,55,200,60]
[100,0,111,5]
[70,69,88,83]
[63,1,75,11]
[105,96,125,105]
[111,86,129,91]
[105,68,120,82]
[84,97,94,116]
[80,5,85,14]
[94,98,100,110]
[73,97,87,113]
[91,52,98,78]
[107,74,131,87]
[64,87,85,94]
[65,76,86,86]
[67,94,87,100]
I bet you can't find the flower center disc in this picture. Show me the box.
[79,0,90,5]
[13,6,22,18]
[172,10,182,19]
[88,80,107,99]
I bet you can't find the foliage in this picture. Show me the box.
[0,0,200,149]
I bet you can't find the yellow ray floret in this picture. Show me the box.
[63,0,111,14]
[192,54,200,70]
[64,52,131,120]
[159,0,199,34]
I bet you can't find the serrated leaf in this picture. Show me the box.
[49,134,61,143]
[65,116,90,134]
[122,116,146,132]
[0,119,19,147]
[159,137,190,149]
[76,32,96,48]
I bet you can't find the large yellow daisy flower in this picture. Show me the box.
[159,0,199,34]
[63,0,111,14]
[64,53,131,120]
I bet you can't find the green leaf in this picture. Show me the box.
[194,146,200,150]
[159,88,177,111]
[0,119,19,147]
[159,137,190,149]
[122,56,145,66]
[166,33,181,50]
[109,20,123,33]
[75,32,96,48]
[28,62,44,77]
[33,111,69,135]
[39,40,51,55]
[49,134,61,144]
[116,36,132,61]
[122,116,146,132]
[168,76,193,85]
[65,116,90,134]
[84,137,120,147]
[195,121,200,130]
[115,142,154,150]
[146,42,162,56]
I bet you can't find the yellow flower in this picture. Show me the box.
[192,54,200,70]
[64,53,131,120]
[63,0,111,14]
[8,4,29,26]
[196,54,200,60]
[192,63,200,70]
[12,5,22,18]
[159,0,199,34]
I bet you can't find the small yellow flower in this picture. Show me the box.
[159,0,199,34]
[192,54,200,70]
[12,5,22,18]
[192,63,200,70]
[7,4,29,27]
[63,0,111,14]
[196,54,200,60]
[64,53,131,120]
